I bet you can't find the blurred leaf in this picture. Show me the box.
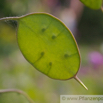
[0,23,17,56]
[17,13,80,80]
[0,89,34,103]
[80,0,102,9]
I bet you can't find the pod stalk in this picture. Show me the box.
[0,16,20,21]
[74,76,88,90]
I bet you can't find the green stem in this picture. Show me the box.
[0,89,35,103]
[0,16,20,21]
[101,0,103,11]
[74,76,88,90]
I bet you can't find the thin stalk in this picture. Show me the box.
[101,0,103,11]
[74,76,88,90]
[0,16,20,21]
[0,89,34,103]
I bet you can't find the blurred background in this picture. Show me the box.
[0,0,103,103]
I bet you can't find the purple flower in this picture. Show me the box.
[88,51,103,66]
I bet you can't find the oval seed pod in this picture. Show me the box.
[0,13,88,90]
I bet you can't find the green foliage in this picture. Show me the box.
[0,92,30,103]
[80,0,102,9]
[17,13,80,80]
[0,22,17,56]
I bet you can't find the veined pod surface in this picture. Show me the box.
[17,13,80,80]
[0,13,87,90]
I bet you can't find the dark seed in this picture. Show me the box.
[49,62,52,66]
[64,54,69,58]
[41,52,45,56]
[52,35,56,39]
[41,28,46,32]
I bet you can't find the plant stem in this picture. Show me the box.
[74,76,88,90]
[0,89,35,103]
[0,16,20,21]
[101,0,103,11]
